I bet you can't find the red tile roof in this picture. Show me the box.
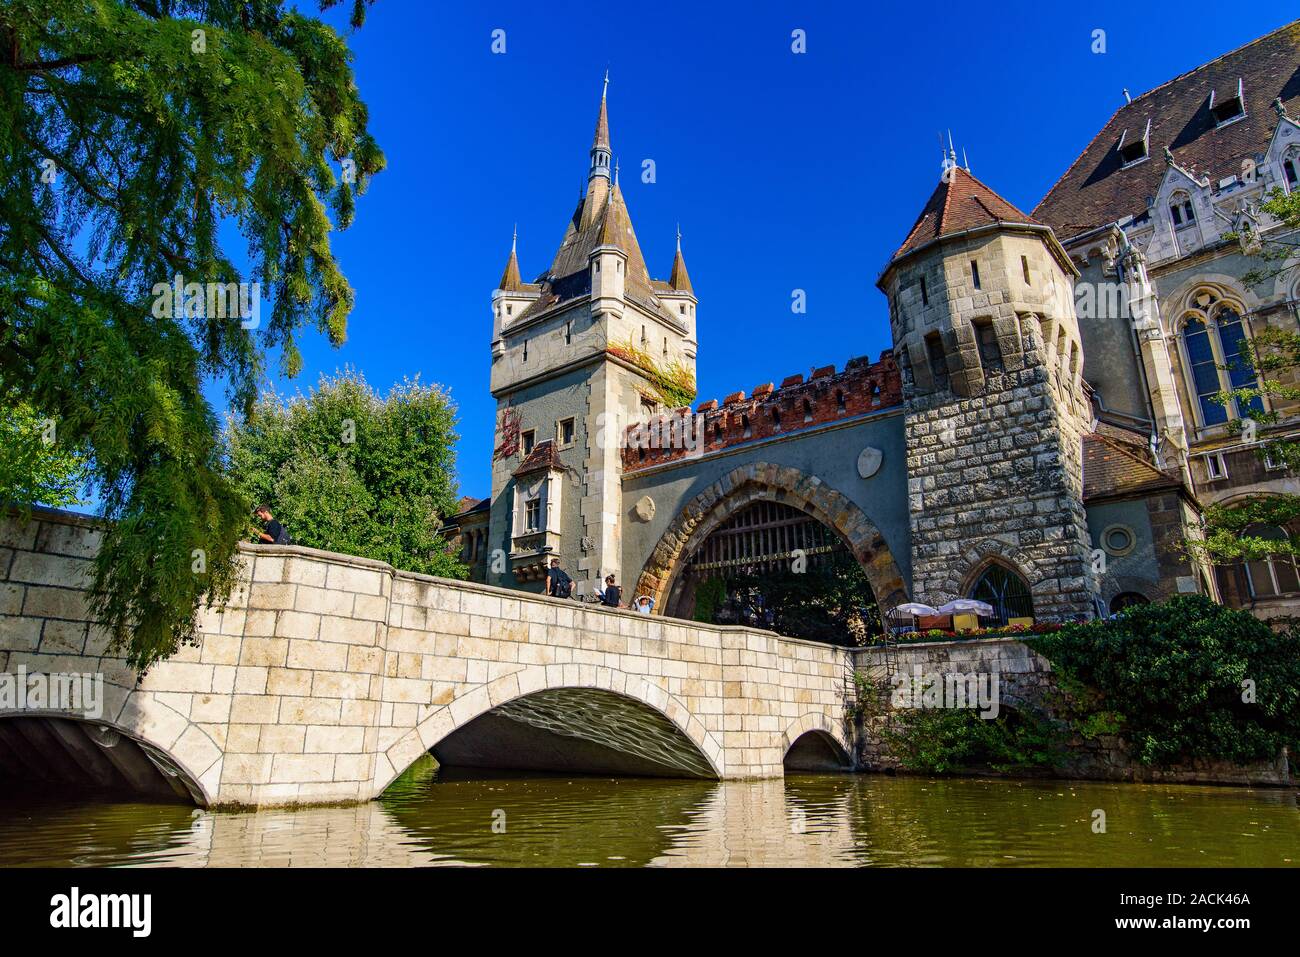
[513,440,563,476]
[1034,21,1300,241]
[890,167,1044,263]
[1082,432,1180,502]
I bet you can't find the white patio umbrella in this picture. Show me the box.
[935,598,994,617]
[890,602,940,618]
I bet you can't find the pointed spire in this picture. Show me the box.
[498,226,522,291]
[592,72,610,157]
[669,224,693,293]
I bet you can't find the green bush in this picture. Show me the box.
[1027,595,1300,766]
[880,707,1062,774]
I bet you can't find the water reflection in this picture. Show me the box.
[0,759,1296,868]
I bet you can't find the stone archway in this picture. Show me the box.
[633,463,909,619]
[374,663,726,795]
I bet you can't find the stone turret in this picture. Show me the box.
[878,163,1097,621]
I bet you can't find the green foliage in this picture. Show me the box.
[1027,595,1300,765]
[225,368,466,579]
[880,707,1062,775]
[608,338,697,409]
[708,549,880,646]
[692,576,726,623]
[0,2,383,669]
[0,402,90,508]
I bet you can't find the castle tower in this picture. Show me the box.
[877,161,1097,621]
[486,81,698,592]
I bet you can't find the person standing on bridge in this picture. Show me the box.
[253,504,291,546]
[545,557,574,599]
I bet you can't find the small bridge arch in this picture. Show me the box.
[374,663,726,793]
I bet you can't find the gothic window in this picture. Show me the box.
[1285,156,1299,189]
[1184,317,1225,424]
[1169,191,1196,228]
[524,497,541,533]
[1180,300,1263,427]
[970,564,1034,627]
[1244,525,1300,597]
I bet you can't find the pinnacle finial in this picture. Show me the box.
[512,223,517,253]
[614,156,619,186]
[676,223,682,252]
[603,69,609,100]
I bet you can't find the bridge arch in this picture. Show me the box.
[0,683,217,805]
[633,462,909,622]
[376,664,725,793]
[781,712,852,771]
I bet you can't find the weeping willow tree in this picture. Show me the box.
[0,0,384,669]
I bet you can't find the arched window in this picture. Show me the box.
[1109,592,1149,614]
[1244,525,1300,598]
[1179,296,1263,427]
[970,563,1034,626]
[1169,190,1196,228]
[1283,148,1300,191]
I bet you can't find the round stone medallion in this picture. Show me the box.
[857,447,883,479]
[634,495,656,522]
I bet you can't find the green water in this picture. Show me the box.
[1,759,1297,867]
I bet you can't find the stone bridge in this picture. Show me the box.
[0,508,864,807]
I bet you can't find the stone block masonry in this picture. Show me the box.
[0,508,853,808]
[904,358,1096,621]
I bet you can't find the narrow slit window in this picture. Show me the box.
[971,260,981,290]
[920,276,929,306]
[1021,256,1031,286]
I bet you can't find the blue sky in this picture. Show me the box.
[239,0,1295,500]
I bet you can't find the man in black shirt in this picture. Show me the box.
[545,558,573,598]
[253,504,290,545]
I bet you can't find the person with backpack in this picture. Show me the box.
[545,558,574,599]
[598,574,621,608]
[253,504,292,545]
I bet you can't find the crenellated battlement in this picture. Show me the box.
[621,352,902,472]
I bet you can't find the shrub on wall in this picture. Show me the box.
[1027,595,1300,766]
[879,707,1062,774]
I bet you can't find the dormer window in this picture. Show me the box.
[1170,192,1196,229]
[1117,119,1151,167]
[1210,79,1246,126]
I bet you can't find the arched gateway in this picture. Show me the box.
[632,463,909,630]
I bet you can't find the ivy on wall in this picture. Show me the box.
[608,338,697,409]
